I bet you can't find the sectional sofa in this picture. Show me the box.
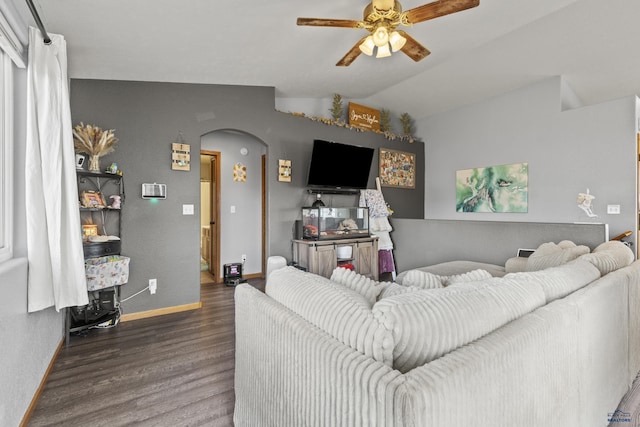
[234,241,640,426]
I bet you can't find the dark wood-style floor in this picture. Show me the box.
[26,271,640,426]
[26,272,263,427]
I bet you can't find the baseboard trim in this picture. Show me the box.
[120,301,203,322]
[20,338,64,427]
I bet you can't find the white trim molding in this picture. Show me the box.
[0,44,15,262]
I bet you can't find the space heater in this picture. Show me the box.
[224,262,246,286]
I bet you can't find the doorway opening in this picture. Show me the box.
[200,151,220,283]
[200,130,267,284]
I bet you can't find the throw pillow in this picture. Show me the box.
[398,268,493,289]
[330,267,387,306]
[267,266,394,365]
[397,269,444,289]
[442,269,493,286]
[526,241,590,271]
[378,282,421,299]
[580,240,635,275]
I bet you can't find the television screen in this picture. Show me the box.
[307,140,375,190]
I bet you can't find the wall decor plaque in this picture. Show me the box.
[348,102,380,131]
[278,159,292,182]
[172,143,191,171]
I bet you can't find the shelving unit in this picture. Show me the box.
[66,170,127,340]
[292,236,379,280]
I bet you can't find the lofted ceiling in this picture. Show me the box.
[11,0,640,119]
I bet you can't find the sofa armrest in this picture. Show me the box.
[234,284,404,427]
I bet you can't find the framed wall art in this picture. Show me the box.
[455,162,528,213]
[379,148,415,189]
[80,190,106,208]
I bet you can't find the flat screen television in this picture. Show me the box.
[307,139,375,191]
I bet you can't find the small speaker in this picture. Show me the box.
[98,289,115,311]
[294,220,303,240]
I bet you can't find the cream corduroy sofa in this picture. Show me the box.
[234,241,640,426]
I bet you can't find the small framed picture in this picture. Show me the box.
[81,190,106,208]
[379,148,416,189]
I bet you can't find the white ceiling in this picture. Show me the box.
[13,0,640,118]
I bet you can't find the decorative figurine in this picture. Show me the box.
[109,195,121,209]
[107,162,118,174]
[577,188,597,218]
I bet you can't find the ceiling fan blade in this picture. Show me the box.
[336,37,368,66]
[404,0,479,24]
[397,30,431,62]
[297,17,362,28]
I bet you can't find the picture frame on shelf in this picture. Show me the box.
[81,190,106,208]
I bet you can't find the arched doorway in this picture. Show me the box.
[200,130,267,283]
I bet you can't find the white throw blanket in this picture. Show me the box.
[370,216,394,250]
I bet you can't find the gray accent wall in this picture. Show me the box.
[69,79,425,314]
[415,77,638,252]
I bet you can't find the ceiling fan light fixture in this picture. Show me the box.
[359,36,375,56]
[376,43,392,58]
[372,26,389,47]
[389,31,406,52]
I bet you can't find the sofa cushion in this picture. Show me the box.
[396,260,506,282]
[329,267,388,306]
[526,240,590,271]
[579,240,635,275]
[397,268,493,289]
[505,259,600,303]
[372,276,546,373]
[266,267,394,365]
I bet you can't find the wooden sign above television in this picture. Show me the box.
[348,102,380,132]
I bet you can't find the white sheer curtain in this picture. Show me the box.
[25,27,88,312]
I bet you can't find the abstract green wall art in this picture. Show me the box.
[456,162,528,213]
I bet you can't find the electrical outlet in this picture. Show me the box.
[241,254,247,263]
[607,204,621,214]
[149,278,157,294]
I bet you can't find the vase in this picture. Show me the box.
[88,154,100,172]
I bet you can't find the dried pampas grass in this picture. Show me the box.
[73,122,118,157]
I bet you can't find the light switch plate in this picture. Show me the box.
[607,204,621,214]
[182,204,194,215]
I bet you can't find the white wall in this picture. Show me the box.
[416,77,638,251]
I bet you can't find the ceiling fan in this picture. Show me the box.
[297,0,479,66]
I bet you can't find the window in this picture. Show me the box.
[0,51,12,263]
[0,10,24,263]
